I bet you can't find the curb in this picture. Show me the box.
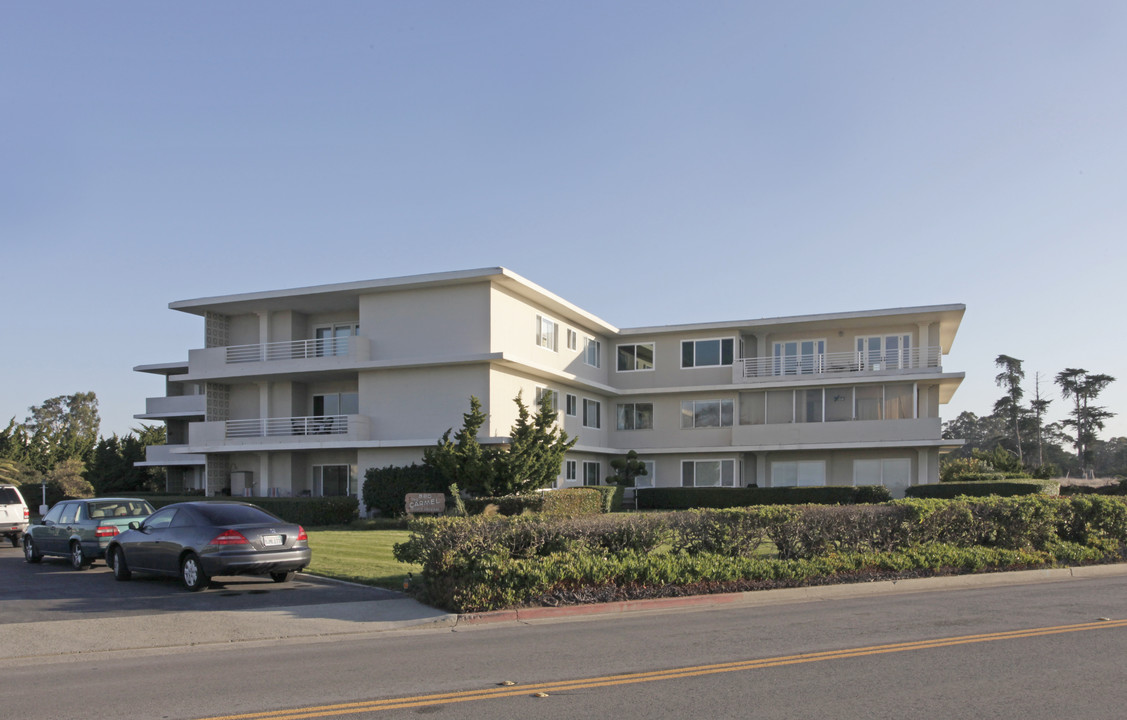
[456,562,1127,625]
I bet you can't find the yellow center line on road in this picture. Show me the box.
[197,618,1127,720]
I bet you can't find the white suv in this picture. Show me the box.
[1,485,30,547]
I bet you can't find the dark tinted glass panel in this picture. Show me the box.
[195,504,279,525]
[0,488,21,504]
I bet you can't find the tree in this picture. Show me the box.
[44,458,95,505]
[1056,368,1116,478]
[423,396,498,496]
[496,391,577,495]
[1029,372,1052,468]
[85,426,165,495]
[22,392,101,472]
[609,450,648,487]
[993,355,1025,464]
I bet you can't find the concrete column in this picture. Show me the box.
[917,448,929,485]
[757,454,768,487]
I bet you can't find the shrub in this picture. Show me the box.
[635,485,890,510]
[906,480,1058,499]
[363,464,447,518]
[542,488,605,516]
[121,495,359,526]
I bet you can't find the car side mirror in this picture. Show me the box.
[128,521,141,531]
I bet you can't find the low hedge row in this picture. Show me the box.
[906,480,1060,499]
[394,495,1127,612]
[635,485,891,510]
[118,495,359,526]
[463,488,608,516]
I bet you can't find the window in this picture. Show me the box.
[773,339,826,375]
[314,465,351,497]
[583,398,601,428]
[616,403,654,430]
[535,386,559,412]
[583,461,601,486]
[536,315,558,351]
[567,329,577,351]
[565,393,577,416]
[739,391,766,425]
[854,458,912,488]
[634,460,656,489]
[313,392,359,417]
[584,337,601,367]
[885,383,915,420]
[681,399,734,428]
[617,343,655,372]
[826,388,853,422]
[855,385,884,420]
[681,459,736,487]
[314,323,358,357]
[681,338,734,368]
[565,460,577,481]
[43,504,64,525]
[796,388,824,423]
[771,461,826,487]
[856,334,911,370]
[765,390,794,424]
[143,507,178,530]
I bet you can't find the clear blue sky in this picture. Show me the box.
[2,2,1125,441]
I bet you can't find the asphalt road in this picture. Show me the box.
[6,548,1127,720]
[0,542,399,623]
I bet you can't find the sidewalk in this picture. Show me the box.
[5,564,1126,663]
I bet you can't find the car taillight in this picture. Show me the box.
[23,508,29,521]
[95,525,119,538]
[209,529,249,545]
[296,526,307,542]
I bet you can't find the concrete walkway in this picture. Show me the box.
[6,564,1127,663]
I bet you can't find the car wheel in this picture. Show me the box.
[270,571,295,583]
[111,546,131,581]
[70,541,91,570]
[23,536,42,564]
[181,553,210,592]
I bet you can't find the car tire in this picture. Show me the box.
[23,536,42,564]
[111,546,131,581]
[270,571,295,583]
[70,541,91,570]
[181,553,210,592]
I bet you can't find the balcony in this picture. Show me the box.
[734,346,942,384]
[184,336,371,380]
[137,394,206,419]
[189,414,371,447]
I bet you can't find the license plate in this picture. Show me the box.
[262,535,283,547]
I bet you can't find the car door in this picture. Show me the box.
[129,507,179,572]
[36,503,66,554]
[49,502,79,554]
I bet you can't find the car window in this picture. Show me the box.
[169,508,196,528]
[43,504,64,524]
[90,501,155,519]
[0,487,22,504]
[58,503,79,524]
[194,504,278,525]
[143,508,178,530]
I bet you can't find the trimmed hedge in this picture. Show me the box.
[464,488,606,517]
[394,495,1127,612]
[906,480,1060,499]
[117,494,359,526]
[635,485,891,510]
[363,464,447,518]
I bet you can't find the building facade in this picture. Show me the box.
[136,267,965,501]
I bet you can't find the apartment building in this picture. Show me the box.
[135,267,965,502]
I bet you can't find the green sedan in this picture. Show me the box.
[23,498,155,570]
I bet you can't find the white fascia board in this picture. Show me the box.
[134,361,190,375]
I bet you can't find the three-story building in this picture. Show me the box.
[136,267,964,501]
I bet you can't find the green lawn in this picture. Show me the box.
[305,527,421,591]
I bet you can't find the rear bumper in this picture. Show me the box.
[3,523,27,536]
[200,547,312,577]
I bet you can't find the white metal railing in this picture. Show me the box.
[225,415,349,439]
[738,346,942,381]
[226,337,349,363]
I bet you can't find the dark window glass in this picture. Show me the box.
[0,488,21,504]
[681,342,694,367]
[194,503,280,525]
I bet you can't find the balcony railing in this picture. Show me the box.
[226,337,350,364]
[737,346,942,382]
[225,415,349,439]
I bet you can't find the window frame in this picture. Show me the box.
[583,461,601,486]
[680,399,735,428]
[536,314,559,352]
[565,459,577,481]
[616,402,654,431]
[584,337,601,368]
[582,398,602,429]
[680,459,737,488]
[566,328,578,351]
[565,393,577,417]
[681,337,735,369]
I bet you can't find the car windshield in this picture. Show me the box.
[88,501,153,519]
[193,504,279,525]
[0,488,21,504]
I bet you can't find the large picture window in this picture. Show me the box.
[635,460,656,489]
[681,399,734,428]
[583,461,601,486]
[314,324,358,357]
[681,338,734,368]
[856,334,911,370]
[773,339,826,375]
[681,459,736,487]
[617,343,655,372]
[616,402,654,430]
[771,461,826,487]
[314,465,351,497]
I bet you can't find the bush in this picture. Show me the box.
[363,464,447,518]
[118,494,359,526]
[906,480,1059,499]
[635,485,891,510]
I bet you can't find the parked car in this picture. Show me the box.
[106,501,311,591]
[23,498,155,569]
[1,484,30,547]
